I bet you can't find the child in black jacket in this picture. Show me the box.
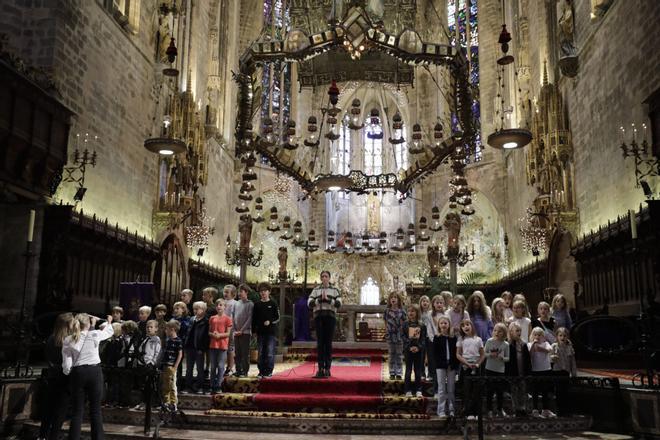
[184,302,210,393]
[403,305,426,397]
[505,321,531,417]
[433,315,459,417]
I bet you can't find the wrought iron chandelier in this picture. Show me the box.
[233,5,477,208]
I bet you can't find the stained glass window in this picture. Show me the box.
[364,122,383,175]
[448,0,482,162]
[261,0,291,145]
[394,125,408,171]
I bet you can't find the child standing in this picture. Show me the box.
[419,295,432,380]
[209,299,232,393]
[252,282,280,378]
[528,327,556,418]
[403,305,426,397]
[223,284,238,377]
[467,291,493,342]
[384,291,407,380]
[457,320,485,420]
[111,306,124,324]
[138,320,162,366]
[172,301,190,385]
[531,301,556,343]
[161,320,183,411]
[184,301,210,393]
[447,295,470,337]
[551,327,576,416]
[137,306,152,342]
[433,316,458,417]
[426,294,446,389]
[154,304,168,344]
[551,294,573,330]
[484,323,510,417]
[509,300,532,343]
[505,321,531,417]
[233,284,254,377]
[491,298,507,325]
[501,291,514,321]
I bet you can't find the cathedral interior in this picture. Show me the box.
[0,0,659,438]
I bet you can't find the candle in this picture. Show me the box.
[27,209,35,242]
[629,209,638,240]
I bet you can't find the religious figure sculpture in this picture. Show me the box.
[427,245,440,277]
[277,246,288,277]
[238,214,253,251]
[444,212,462,250]
[557,0,579,77]
[366,0,384,23]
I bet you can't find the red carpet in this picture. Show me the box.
[254,353,385,411]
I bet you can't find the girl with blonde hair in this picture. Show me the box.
[62,313,114,440]
[491,297,507,325]
[39,313,74,440]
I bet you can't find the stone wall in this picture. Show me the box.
[558,0,660,235]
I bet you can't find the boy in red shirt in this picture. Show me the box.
[209,298,232,394]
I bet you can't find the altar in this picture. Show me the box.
[341,304,386,342]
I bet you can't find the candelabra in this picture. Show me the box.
[268,269,298,284]
[225,235,263,267]
[438,244,476,267]
[619,123,659,191]
[62,133,98,202]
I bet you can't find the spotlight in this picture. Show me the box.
[73,187,87,201]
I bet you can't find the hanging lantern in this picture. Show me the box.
[242,122,254,147]
[326,230,337,253]
[354,233,363,251]
[242,166,257,181]
[497,24,513,65]
[449,194,458,210]
[163,37,179,76]
[293,220,303,242]
[409,123,424,154]
[262,117,276,147]
[253,197,264,223]
[389,111,405,145]
[283,120,298,150]
[407,223,416,247]
[377,231,389,254]
[307,229,319,252]
[344,231,354,253]
[391,227,406,251]
[430,206,442,231]
[348,99,364,130]
[362,232,373,251]
[433,121,444,148]
[304,116,319,147]
[240,181,256,193]
[235,200,249,213]
[238,190,253,201]
[418,216,430,241]
[462,205,476,216]
[280,216,292,240]
[367,108,383,139]
[267,207,280,231]
[328,80,339,106]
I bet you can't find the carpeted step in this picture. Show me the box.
[253,393,385,411]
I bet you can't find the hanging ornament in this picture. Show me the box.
[283,120,299,150]
[261,117,276,147]
[253,197,264,223]
[348,99,364,130]
[418,216,430,241]
[367,108,383,139]
[304,116,319,147]
[377,231,389,255]
[389,111,405,145]
[433,121,444,148]
[235,199,249,213]
[326,230,337,253]
[267,207,280,231]
[280,216,293,240]
[344,231,354,254]
[242,166,257,181]
[409,123,424,154]
[407,223,416,247]
[430,206,442,231]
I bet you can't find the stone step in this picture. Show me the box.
[25,409,591,436]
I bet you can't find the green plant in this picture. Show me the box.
[460,271,488,284]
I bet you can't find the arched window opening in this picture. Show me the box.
[364,122,383,175]
[360,277,380,305]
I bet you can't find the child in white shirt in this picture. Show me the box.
[528,327,556,418]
